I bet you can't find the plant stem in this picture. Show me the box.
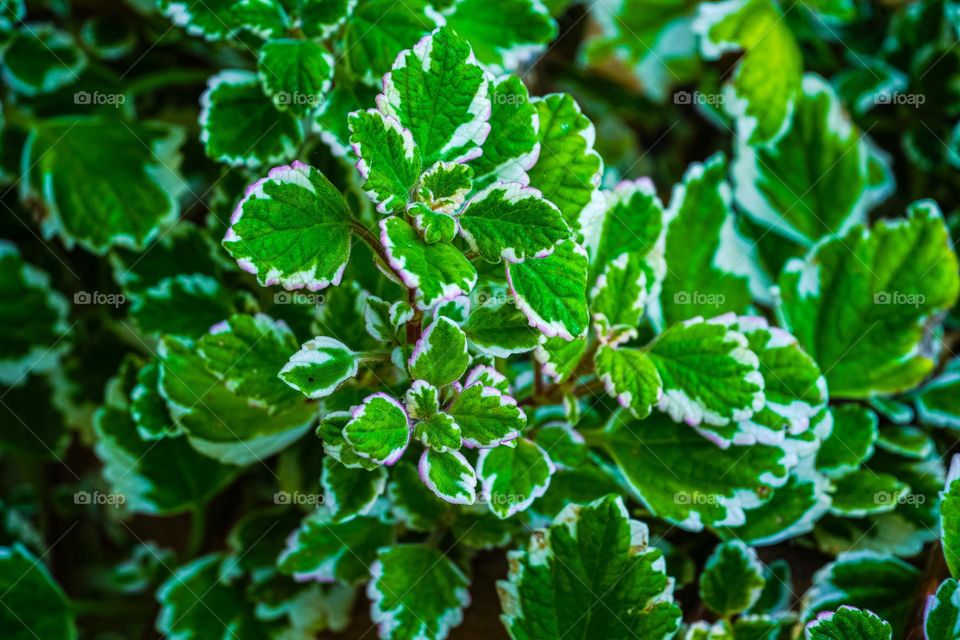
[185,505,206,558]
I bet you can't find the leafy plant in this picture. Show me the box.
[2,0,960,638]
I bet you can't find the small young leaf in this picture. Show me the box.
[223,161,352,291]
[469,76,539,187]
[476,437,554,518]
[349,109,421,214]
[462,299,539,357]
[419,448,477,504]
[280,336,358,399]
[595,345,662,419]
[699,540,766,616]
[459,182,569,263]
[447,382,525,447]
[591,253,653,342]
[417,161,473,214]
[414,412,462,452]
[342,393,411,465]
[408,316,470,386]
[381,216,478,309]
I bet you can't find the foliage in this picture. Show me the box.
[1,0,960,638]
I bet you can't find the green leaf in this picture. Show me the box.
[129,273,236,338]
[876,426,933,459]
[943,457,960,579]
[648,315,764,439]
[321,457,387,521]
[464,363,510,392]
[388,461,450,530]
[342,0,439,86]
[462,298,539,357]
[527,93,604,234]
[380,27,491,165]
[156,554,275,639]
[0,242,70,385]
[777,201,960,398]
[591,253,654,342]
[816,405,878,479]
[733,74,875,247]
[700,540,765,616]
[507,239,589,340]
[0,544,76,640]
[413,411,462,452]
[369,544,470,640]
[916,359,960,429]
[418,448,477,504]
[447,382,525,447]
[595,345,662,419]
[404,379,439,419]
[603,412,791,529]
[94,371,238,515]
[535,335,587,382]
[829,469,909,518]
[445,0,556,72]
[280,336,358,399]
[200,70,303,168]
[659,153,753,326]
[417,161,473,214]
[695,0,802,143]
[2,23,85,96]
[803,551,920,635]
[258,38,334,115]
[499,494,682,639]
[343,392,411,465]
[223,161,352,291]
[924,579,960,640]
[158,314,316,465]
[469,76,539,186]
[22,118,186,253]
[805,606,892,640]
[279,510,394,583]
[476,437,554,518]
[408,316,470,386]
[299,0,354,37]
[349,109,421,214]
[158,0,287,40]
[592,178,665,275]
[459,182,569,263]
[381,216,477,309]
